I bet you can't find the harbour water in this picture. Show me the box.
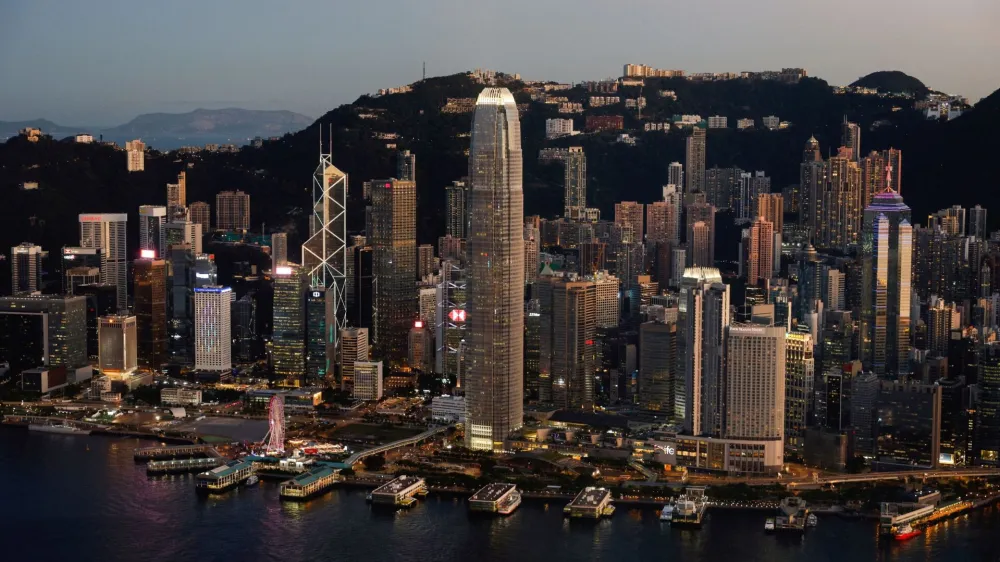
[3,429,999,562]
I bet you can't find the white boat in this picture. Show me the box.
[245,475,259,486]
[765,518,776,531]
[29,423,91,435]
[660,503,674,522]
[807,513,818,527]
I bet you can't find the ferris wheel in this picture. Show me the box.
[261,395,285,455]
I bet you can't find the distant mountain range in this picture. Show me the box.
[0,108,313,148]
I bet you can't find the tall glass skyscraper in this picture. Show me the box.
[861,189,913,377]
[465,87,525,450]
[370,178,417,365]
[79,213,128,312]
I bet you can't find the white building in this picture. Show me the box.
[545,118,576,140]
[80,213,128,312]
[340,328,369,392]
[138,205,167,259]
[736,118,755,130]
[431,395,466,422]
[271,232,288,266]
[591,270,620,328]
[761,116,780,130]
[707,115,728,129]
[98,315,137,379]
[161,387,203,406]
[166,221,203,255]
[724,324,785,444]
[353,361,383,401]
[75,134,94,144]
[125,139,145,172]
[194,286,232,372]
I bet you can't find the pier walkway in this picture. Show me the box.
[341,426,450,467]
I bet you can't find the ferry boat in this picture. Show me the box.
[773,497,809,533]
[29,423,91,435]
[894,524,921,541]
[469,483,522,515]
[764,518,776,532]
[807,513,818,527]
[671,487,708,528]
[245,475,260,487]
[659,503,674,522]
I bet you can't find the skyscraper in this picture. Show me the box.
[861,189,913,377]
[543,276,597,410]
[689,221,712,267]
[680,267,730,435]
[639,319,678,415]
[736,171,770,223]
[370,178,417,364]
[685,202,715,266]
[98,315,137,379]
[0,295,86,372]
[841,117,861,160]
[969,205,988,240]
[723,325,786,444]
[757,193,784,233]
[138,206,167,258]
[746,217,774,287]
[397,149,416,182]
[784,331,814,455]
[188,202,211,234]
[272,265,306,386]
[79,213,128,312]
[445,180,468,239]
[563,147,587,218]
[133,257,167,368]
[614,201,644,243]
[270,232,288,266]
[11,242,43,296]
[417,244,436,279]
[668,162,684,190]
[193,286,232,372]
[339,327,369,392]
[166,171,187,220]
[305,286,332,381]
[125,140,145,172]
[685,127,706,193]
[166,221,203,255]
[216,190,250,231]
[465,87,525,450]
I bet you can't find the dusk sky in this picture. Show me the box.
[2,0,998,126]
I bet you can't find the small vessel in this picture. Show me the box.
[894,524,921,541]
[660,503,674,522]
[807,513,818,527]
[671,487,708,528]
[29,423,91,435]
[245,475,259,486]
[764,518,776,532]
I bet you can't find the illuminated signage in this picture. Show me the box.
[312,291,321,298]
[275,266,293,275]
[140,249,156,259]
[448,309,466,323]
[414,320,424,328]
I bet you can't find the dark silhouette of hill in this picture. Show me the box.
[850,71,929,96]
[1,72,998,287]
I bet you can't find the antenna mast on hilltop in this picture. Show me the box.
[423,61,426,81]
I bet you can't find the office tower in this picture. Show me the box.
[340,327,369,392]
[133,257,167,368]
[370,178,417,364]
[61,247,102,294]
[724,325,786,447]
[166,221,203,255]
[166,171,187,219]
[351,246,374,329]
[860,148,902,209]
[591,270,620,328]
[125,140,145,172]
[417,244,436,279]
[680,267,730,435]
[685,201,715,265]
[818,150,862,249]
[98,315,137,379]
[193,287,232,372]
[11,242,43,295]
[826,269,846,311]
[305,286,332,381]
[167,245,195,362]
[704,166,742,210]
[746,217,774,287]
[689,222,712,267]
[419,287,437,328]
[231,293,256,363]
[975,344,1000,465]
[757,193,784,233]
[524,230,539,283]
[397,149,416,182]
[446,180,468,238]
[0,295,87,373]
[465,87,525,450]
[784,331,814,455]
[545,276,597,410]
[841,117,861,160]
[927,299,960,355]
[646,198,680,245]
[352,360,383,401]
[435,260,468,387]
[188,202,211,234]
[969,205,988,240]
[563,147,587,218]
[408,321,434,372]
[668,162,683,191]
[861,189,913,376]
[138,206,167,258]
[79,213,128,312]
[65,267,100,296]
[524,299,542,399]
[270,232,288,266]
[736,171,770,223]
[614,201,644,243]
[76,284,116,360]
[685,127,706,193]
[216,190,250,231]
[639,319,677,415]
[272,265,306,386]
[800,151,826,229]
[802,135,821,162]
[875,381,942,468]
[850,372,879,455]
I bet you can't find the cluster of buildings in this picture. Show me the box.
[622,64,807,84]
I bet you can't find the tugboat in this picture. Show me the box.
[894,524,921,541]
[659,502,674,522]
